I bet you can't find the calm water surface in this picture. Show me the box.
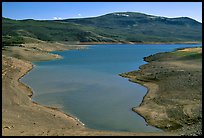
[21,44,200,132]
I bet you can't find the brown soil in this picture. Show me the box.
[120,47,202,136]
[2,41,174,136]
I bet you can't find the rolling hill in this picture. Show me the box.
[2,12,202,46]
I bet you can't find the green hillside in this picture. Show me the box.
[2,12,202,46]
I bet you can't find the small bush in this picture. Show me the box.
[2,36,25,47]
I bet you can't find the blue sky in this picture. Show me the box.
[2,2,202,22]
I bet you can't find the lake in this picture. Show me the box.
[21,44,200,132]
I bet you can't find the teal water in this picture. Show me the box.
[21,44,200,132]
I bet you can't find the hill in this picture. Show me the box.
[2,12,202,46]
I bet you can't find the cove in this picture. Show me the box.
[21,44,200,132]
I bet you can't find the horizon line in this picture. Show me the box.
[2,11,202,23]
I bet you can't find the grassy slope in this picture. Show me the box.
[62,12,202,42]
[2,12,202,45]
[2,17,117,44]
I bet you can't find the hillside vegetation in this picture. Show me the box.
[2,12,202,46]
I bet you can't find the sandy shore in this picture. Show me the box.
[2,41,174,136]
[120,47,202,136]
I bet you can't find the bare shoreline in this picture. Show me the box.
[17,60,86,126]
[2,42,173,136]
[78,41,201,45]
[120,47,202,136]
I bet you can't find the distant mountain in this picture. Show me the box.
[2,12,202,46]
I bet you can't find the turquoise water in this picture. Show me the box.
[21,44,200,132]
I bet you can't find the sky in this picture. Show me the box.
[2,2,202,22]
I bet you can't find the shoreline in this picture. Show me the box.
[2,42,174,136]
[120,47,202,135]
[18,62,86,126]
[2,53,87,136]
[119,73,161,127]
[2,44,89,135]
[78,41,201,45]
